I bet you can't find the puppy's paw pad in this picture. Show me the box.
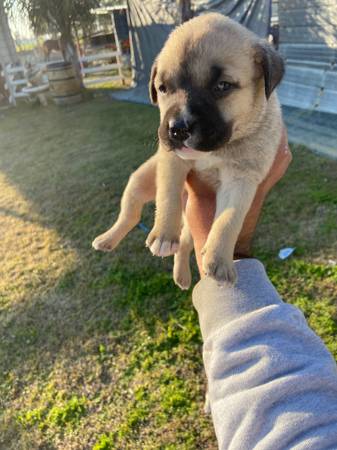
[202,248,237,284]
[92,232,118,252]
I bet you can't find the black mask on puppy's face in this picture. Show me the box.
[150,62,233,152]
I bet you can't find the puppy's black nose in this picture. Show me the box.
[168,119,191,143]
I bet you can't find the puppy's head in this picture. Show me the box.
[149,13,284,156]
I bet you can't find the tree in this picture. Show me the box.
[0,0,17,64]
[16,0,99,77]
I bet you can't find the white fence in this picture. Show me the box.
[1,65,29,105]
[2,49,125,105]
[80,50,125,86]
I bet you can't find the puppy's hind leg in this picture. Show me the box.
[173,217,193,290]
[92,155,157,252]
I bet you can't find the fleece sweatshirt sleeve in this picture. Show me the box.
[192,259,337,450]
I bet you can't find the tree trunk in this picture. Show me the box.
[60,31,83,86]
[0,0,18,64]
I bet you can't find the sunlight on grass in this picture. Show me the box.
[0,172,78,310]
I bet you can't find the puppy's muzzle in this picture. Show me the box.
[168,118,193,146]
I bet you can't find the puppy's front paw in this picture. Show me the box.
[201,246,237,284]
[92,229,120,252]
[146,228,179,257]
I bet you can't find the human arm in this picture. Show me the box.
[186,130,337,449]
[193,260,337,450]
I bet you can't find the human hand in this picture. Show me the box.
[185,127,292,275]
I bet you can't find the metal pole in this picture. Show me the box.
[111,10,125,85]
[178,0,193,24]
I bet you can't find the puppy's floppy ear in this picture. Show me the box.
[254,42,285,99]
[149,59,158,105]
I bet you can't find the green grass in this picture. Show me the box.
[0,95,336,449]
[17,394,87,430]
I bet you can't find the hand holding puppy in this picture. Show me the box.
[185,127,291,275]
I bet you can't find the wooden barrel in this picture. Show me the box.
[47,61,82,106]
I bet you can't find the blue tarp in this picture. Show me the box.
[113,0,272,104]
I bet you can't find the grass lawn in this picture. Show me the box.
[0,95,336,449]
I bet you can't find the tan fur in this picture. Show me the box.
[93,13,283,288]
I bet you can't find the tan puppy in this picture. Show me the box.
[93,13,284,288]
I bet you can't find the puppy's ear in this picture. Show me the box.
[149,60,158,105]
[254,42,285,99]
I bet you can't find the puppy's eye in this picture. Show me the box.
[158,84,167,94]
[213,81,233,93]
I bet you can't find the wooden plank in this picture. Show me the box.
[83,75,123,85]
[14,92,29,98]
[6,66,25,74]
[11,79,27,86]
[82,64,120,75]
[38,60,63,70]
[80,52,120,63]
[92,5,127,14]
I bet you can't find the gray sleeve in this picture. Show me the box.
[193,259,337,450]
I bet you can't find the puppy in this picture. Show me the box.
[93,13,284,289]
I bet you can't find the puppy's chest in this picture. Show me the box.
[193,154,238,190]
